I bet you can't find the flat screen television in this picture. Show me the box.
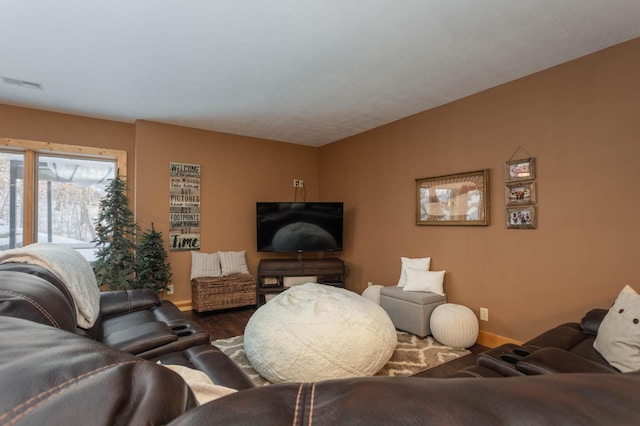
[256,202,343,253]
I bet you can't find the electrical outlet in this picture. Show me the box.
[480,307,489,321]
[166,285,174,295]
[293,179,304,188]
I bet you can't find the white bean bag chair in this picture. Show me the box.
[244,283,397,383]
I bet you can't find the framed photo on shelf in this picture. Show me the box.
[415,169,489,226]
[505,157,536,182]
[506,205,537,229]
[505,181,536,206]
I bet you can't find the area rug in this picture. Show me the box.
[211,331,470,386]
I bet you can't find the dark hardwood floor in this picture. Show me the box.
[184,307,256,340]
[186,306,488,378]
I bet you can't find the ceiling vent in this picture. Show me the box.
[1,76,43,90]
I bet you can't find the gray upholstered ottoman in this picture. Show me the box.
[379,286,446,338]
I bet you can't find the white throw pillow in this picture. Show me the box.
[397,257,431,287]
[190,251,222,279]
[219,250,250,276]
[593,285,640,372]
[402,268,445,296]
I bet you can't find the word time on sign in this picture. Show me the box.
[170,232,200,250]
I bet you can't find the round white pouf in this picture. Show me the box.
[244,283,397,383]
[430,303,479,349]
[361,284,384,304]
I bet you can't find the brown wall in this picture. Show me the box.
[134,121,320,302]
[319,37,640,341]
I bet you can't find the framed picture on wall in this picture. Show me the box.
[415,169,489,226]
[505,157,536,182]
[506,205,537,229]
[505,181,536,206]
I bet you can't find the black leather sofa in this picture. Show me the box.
[0,261,228,361]
[2,260,640,425]
[452,308,620,378]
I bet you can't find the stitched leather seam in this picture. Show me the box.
[188,347,219,360]
[458,368,482,378]
[127,290,133,313]
[0,290,61,328]
[293,383,304,425]
[308,382,316,426]
[517,361,552,374]
[0,360,144,425]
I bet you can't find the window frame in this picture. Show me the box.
[1,137,127,247]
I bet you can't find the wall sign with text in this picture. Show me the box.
[169,162,201,250]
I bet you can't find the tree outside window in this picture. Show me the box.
[1,144,122,262]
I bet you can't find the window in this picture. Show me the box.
[0,151,25,249]
[1,138,127,261]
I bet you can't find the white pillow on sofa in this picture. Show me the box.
[593,285,640,372]
[190,251,222,279]
[402,268,445,296]
[218,250,250,276]
[397,257,431,287]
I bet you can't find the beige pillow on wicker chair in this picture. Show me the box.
[218,250,250,276]
[190,251,222,279]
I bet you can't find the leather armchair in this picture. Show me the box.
[0,261,210,359]
[88,288,211,359]
[453,308,619,378]
[516,347,616,375]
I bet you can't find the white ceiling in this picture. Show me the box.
[1,1,640,147]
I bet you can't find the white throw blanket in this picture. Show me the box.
[0,243,100,328]
[161,364,237,405]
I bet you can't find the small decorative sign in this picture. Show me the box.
[169,162,201,250]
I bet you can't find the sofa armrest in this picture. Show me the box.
[516,347,616,375]
[103,321,177,354]
[154,345,257,390]
[580,308,608,335]
[100,289,160,318]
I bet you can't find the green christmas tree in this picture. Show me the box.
[135,222,172,292]
[93,171,138,290]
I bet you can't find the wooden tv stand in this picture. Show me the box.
[256,258,346,306]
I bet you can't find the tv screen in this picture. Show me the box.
[256,202,343,253]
